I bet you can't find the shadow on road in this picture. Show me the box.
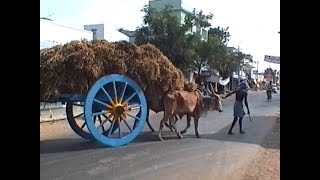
[40,138,106,154]
[199,115,280,150]
[40,131,174,154]
[40,115,279,154]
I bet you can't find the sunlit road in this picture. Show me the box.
[40,90,280,180]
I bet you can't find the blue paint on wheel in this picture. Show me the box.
[84,74,147,147]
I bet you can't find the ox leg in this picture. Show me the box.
[158,117,168,141]
[169,116,183,139]
[134,104,155,132]
[145,103,155,132]
[165,115,178,132]
[194,117,200,138]
[165,122,174,131]
[174,114,180,124]
[180,115,191,135]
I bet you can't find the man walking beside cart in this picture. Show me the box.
[223,82,250,135]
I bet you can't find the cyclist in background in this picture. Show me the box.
[266,81,273,101]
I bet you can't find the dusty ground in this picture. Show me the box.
[40,120,74,140]
[40,110,156,141]
[41,116,280,180]
[229,117,280,180]
[41,91,280,180]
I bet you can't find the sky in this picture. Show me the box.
[40,0,280,73]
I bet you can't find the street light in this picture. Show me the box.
[236,46,241,85]
[254,61,259,80]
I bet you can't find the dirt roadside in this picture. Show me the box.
[229,117,280,180]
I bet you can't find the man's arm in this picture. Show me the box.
[223,89,237,99]
[244,92,250,114]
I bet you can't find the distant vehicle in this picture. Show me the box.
[272,84,278,93]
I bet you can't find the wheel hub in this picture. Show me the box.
[115,106,125,115]
[108,103,129,121]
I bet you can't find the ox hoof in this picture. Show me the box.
[178,134,183,139]
[158,136,164,141]
[148,127,155,132]
[165,124,174,131]
[180,130,187,134]
[196,134,201,138]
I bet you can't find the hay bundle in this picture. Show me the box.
[40,40,104,99]
[40,40,185,112]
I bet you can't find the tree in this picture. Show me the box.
[209,46,236,79]
[208,26,230,44]
[183,33,217,74]
[135,4,254,81]
[206,27,234,79]
[206,27,253,79]
[135,5,213,74]
[264,68,277,82]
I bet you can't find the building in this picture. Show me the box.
[149,0,208,40]
[40,18,93,49]
[119,0,208,43]
[84,24,105,40]
[242,63,255,79]
[118,28,136,43]
[149,0,190,25]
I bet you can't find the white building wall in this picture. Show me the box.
[84,24,104,40]
[40,19,93,49]
[180,11,186,24]
[128,37,136,43]
[149,0,182,10]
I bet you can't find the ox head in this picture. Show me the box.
[208,85,223,112]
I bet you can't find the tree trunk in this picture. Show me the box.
[197,66,201,74]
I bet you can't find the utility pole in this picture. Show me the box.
[256,61,259,80]
[237,46,241,85]
[254,61,259,80]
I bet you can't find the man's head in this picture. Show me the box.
[239,82,247,90]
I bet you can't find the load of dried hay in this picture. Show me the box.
[40,39,185,112]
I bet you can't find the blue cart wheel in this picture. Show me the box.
[66,101,94,140]
[84,74,147,147]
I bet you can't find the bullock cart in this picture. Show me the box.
[43,74,148,147]
[40,40,186,147]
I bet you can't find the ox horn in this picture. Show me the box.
[209,83,217,96]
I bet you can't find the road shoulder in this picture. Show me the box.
[229,116,280,180]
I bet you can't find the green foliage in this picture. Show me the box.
[135,4,253,79]
[135,5,194,72]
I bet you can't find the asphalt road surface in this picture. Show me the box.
[40,90,280,180]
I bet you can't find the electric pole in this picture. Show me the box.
[237,46,241,85]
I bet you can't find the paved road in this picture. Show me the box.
[40,90,280,180]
